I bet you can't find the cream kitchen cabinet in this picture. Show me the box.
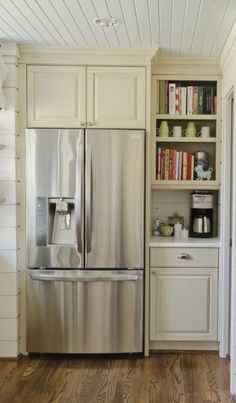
[27,66,86,128]
[86,66,145,128]
[150,247,218,342]
[27,65,146,129]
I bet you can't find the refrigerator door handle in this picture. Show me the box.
[85,144,92,252]
[75,143,83,253]
[29,270,142,282]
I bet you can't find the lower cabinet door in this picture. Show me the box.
[150,267,218,341]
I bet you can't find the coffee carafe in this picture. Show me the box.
[189,192,213,238]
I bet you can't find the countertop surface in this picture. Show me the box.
[149,236,221,248]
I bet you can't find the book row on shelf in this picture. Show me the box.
[156,146,194,181]
[157,81,217,115]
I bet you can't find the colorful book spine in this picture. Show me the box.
[161,148,165,180]
[159,80,165,114]
[165,81,169,113]
[191,155,194,180]
[198,86,204,114]
[175,84,181,114]
[182,152,188,180]
[164,149,169,180]
[178,151,183,180]
[169,83,176,114]
[187,86,193,114]
[193,86,198,114]
[187,152,193,180]
[157,146,161,180]
[181,87,187,114]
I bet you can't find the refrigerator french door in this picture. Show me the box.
[26,129,145,353]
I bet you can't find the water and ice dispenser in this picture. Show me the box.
[36,197,75,246]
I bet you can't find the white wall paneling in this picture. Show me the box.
[0,273,19,295]
[0,296,19,318]
[0,318,19,340]
[0,205,17,227]
[0,44,20,357]
[0,160,16,181]
[0,135,16,159]
[0,181,17,204]
[0,251,17,272]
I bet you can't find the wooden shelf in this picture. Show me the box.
[156,114,217,120]
[151,180,220,190]
[155,137,217,143]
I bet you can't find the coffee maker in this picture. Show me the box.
[189,192,213,238]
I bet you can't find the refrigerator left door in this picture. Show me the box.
[26,129,84,268]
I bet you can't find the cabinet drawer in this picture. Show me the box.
[150,247,218,268]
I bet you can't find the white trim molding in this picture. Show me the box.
[18,45,157,66]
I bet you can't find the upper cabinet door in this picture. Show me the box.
[87,67,146,129]
[27,66,86,128]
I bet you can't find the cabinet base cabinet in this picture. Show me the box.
[150,267,218,341]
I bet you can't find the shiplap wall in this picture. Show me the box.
[0,43,20,357]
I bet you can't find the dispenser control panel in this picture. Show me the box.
[36,197,47,246]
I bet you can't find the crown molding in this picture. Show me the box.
[152,55,221,76]
[18,45,157,66]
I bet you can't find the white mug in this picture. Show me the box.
[171,126,182,138]
[198,126,210,138]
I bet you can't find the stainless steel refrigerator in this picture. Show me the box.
[26,128,145,354]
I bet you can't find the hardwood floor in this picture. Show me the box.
[0,352,235,403]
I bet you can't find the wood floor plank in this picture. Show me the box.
[0,352,235,403]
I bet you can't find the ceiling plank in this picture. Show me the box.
[11,0,58,45]
[134,0,152,48]
[50,0,89,46]
[77,0,109,47]
[180,0,201,56]
[119,0,141,47]
[159,0,173,55]
[23,0,68,45]
[210,0,236,56]
[90,0,120,47]
[190,0,216,56]
[170,0,187,56]
[200,0,230,56]
[147,0,160,48]
[105,0,130,47]
[0,0,38,43]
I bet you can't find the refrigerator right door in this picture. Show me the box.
[85,129,145,269]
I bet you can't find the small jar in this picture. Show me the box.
[153,219,161,236]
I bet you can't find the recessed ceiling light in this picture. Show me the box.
[93,17,121,28]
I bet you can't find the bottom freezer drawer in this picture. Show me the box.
[27,270,143,354]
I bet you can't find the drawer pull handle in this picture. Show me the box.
[178,253,191,260]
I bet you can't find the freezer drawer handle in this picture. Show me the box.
[29,272,142,282]
[178,253,191,260]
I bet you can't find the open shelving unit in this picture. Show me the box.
[151,77,221,190]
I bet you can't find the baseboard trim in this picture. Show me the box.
[150,341,219,351]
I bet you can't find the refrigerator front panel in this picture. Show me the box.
[26,129,84,268]
[27,269,143,353]
[85,129,145,269]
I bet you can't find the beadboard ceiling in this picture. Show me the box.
[0,0,235,56]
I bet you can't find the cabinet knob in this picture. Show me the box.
[88,122,95,126]
[80,122,85,127]
[178,253,191,260]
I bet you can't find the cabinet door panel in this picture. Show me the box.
[27,66,86,128]
[87,67,145,128]
[150,267,218,341]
